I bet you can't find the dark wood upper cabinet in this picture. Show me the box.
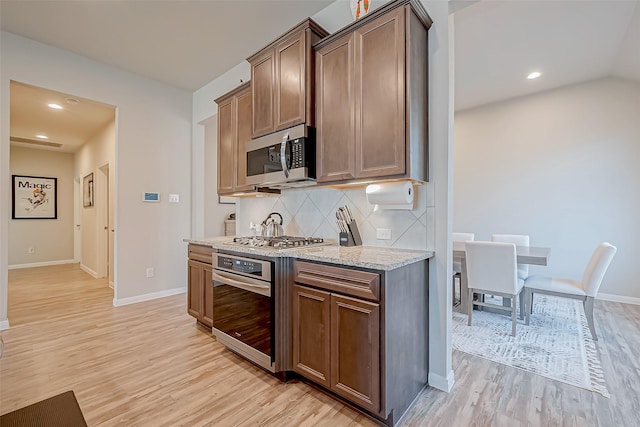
[248,19,329,139]
[215,81,253,195]
[315,0,432,184]
[250,52,275,138]
[216,96,234,194]
[355,7,405,179]
[316,33,356,182]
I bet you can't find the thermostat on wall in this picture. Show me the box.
[143,192,160,202]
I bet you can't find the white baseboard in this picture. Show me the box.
[0,319,10,331]
[113,287,186,307]
[598,293,640,306]
[8,259,77,270]
[80,264,99,278]
[428,369,455,392]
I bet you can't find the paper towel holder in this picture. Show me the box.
[365,181,415,210]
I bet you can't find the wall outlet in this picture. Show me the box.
[146,267,155,278]
[28,246,35,254]
[168,194,179,203]
[376,228,392,240]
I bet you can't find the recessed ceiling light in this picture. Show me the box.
[36,134,49,139]
[48,103,63,110]
[527,71,542,80]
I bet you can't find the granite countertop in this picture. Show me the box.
[184,237,433,271]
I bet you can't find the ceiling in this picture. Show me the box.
[2,0,639,151]
[454,0,640,111]
[9,81,116,153]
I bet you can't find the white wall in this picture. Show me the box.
[9,147,75,266]
[1,31,192,325]
[454,77,640,301]
[75,120,115,277]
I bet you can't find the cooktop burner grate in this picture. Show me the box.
[231,236,325,249]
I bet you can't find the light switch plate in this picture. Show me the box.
[168,194,179,203]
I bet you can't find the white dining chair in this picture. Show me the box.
[466,241,524,336]
[491,234,530,280]
[452,232,475,306]
[524,242,617,341]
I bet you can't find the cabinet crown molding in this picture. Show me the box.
[246,18,329,63]
[314,0,432,51]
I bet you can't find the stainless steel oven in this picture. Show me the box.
[211,253,275,372]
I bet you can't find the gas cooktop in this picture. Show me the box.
[227,236,326,250]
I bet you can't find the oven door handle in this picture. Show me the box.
[212,271,271,297]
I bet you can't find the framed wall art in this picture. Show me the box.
[83,173,94,207]
[12,175,57,219]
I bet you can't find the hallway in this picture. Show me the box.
[7,263,110,326]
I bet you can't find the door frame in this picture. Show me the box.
[96,162,111,282]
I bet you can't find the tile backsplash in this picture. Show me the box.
[236,183,434,251]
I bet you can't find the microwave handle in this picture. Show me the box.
[280,133,290,178]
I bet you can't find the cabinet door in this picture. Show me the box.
[354,7,405,179]
[316,33,356,183]
[275,31,306,131]
[187,260,203,320]
[235,85,253,192]
[292,285,331,388]
[217,97,235,194]
[330,294,380,413]
[202,264,214,328]
[251,50,275,138]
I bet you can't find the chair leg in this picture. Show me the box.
[530,291,534,314]
[467,288,474,326]
[511,294,517,336]
[518,290,525,320]
[584,297,598,341]
[525,289,531,325]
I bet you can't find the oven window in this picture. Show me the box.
[212,280,272,357]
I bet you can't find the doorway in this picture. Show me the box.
[7,81,116,324]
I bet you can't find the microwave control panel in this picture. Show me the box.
[290,139,304,169]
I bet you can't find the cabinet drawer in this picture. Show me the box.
[293,261,380,302]
[188,244,213,264]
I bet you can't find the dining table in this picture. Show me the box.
[453,241,551,315]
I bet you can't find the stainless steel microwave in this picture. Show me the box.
[245,124,316,189]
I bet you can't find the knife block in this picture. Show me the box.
[339,221,362,247]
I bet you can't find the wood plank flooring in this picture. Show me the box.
[1,264,639,426]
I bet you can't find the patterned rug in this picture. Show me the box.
[452,294,610,397]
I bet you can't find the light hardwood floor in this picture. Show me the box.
[1,264,639,426]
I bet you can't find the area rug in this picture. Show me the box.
[0,390,87,426]
[452,294,610,398]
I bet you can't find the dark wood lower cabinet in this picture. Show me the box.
[187,244,214,328]
[293,285,380,412]
[292,285,331,388]
[331,294,380,413]
[292,259,428,426]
